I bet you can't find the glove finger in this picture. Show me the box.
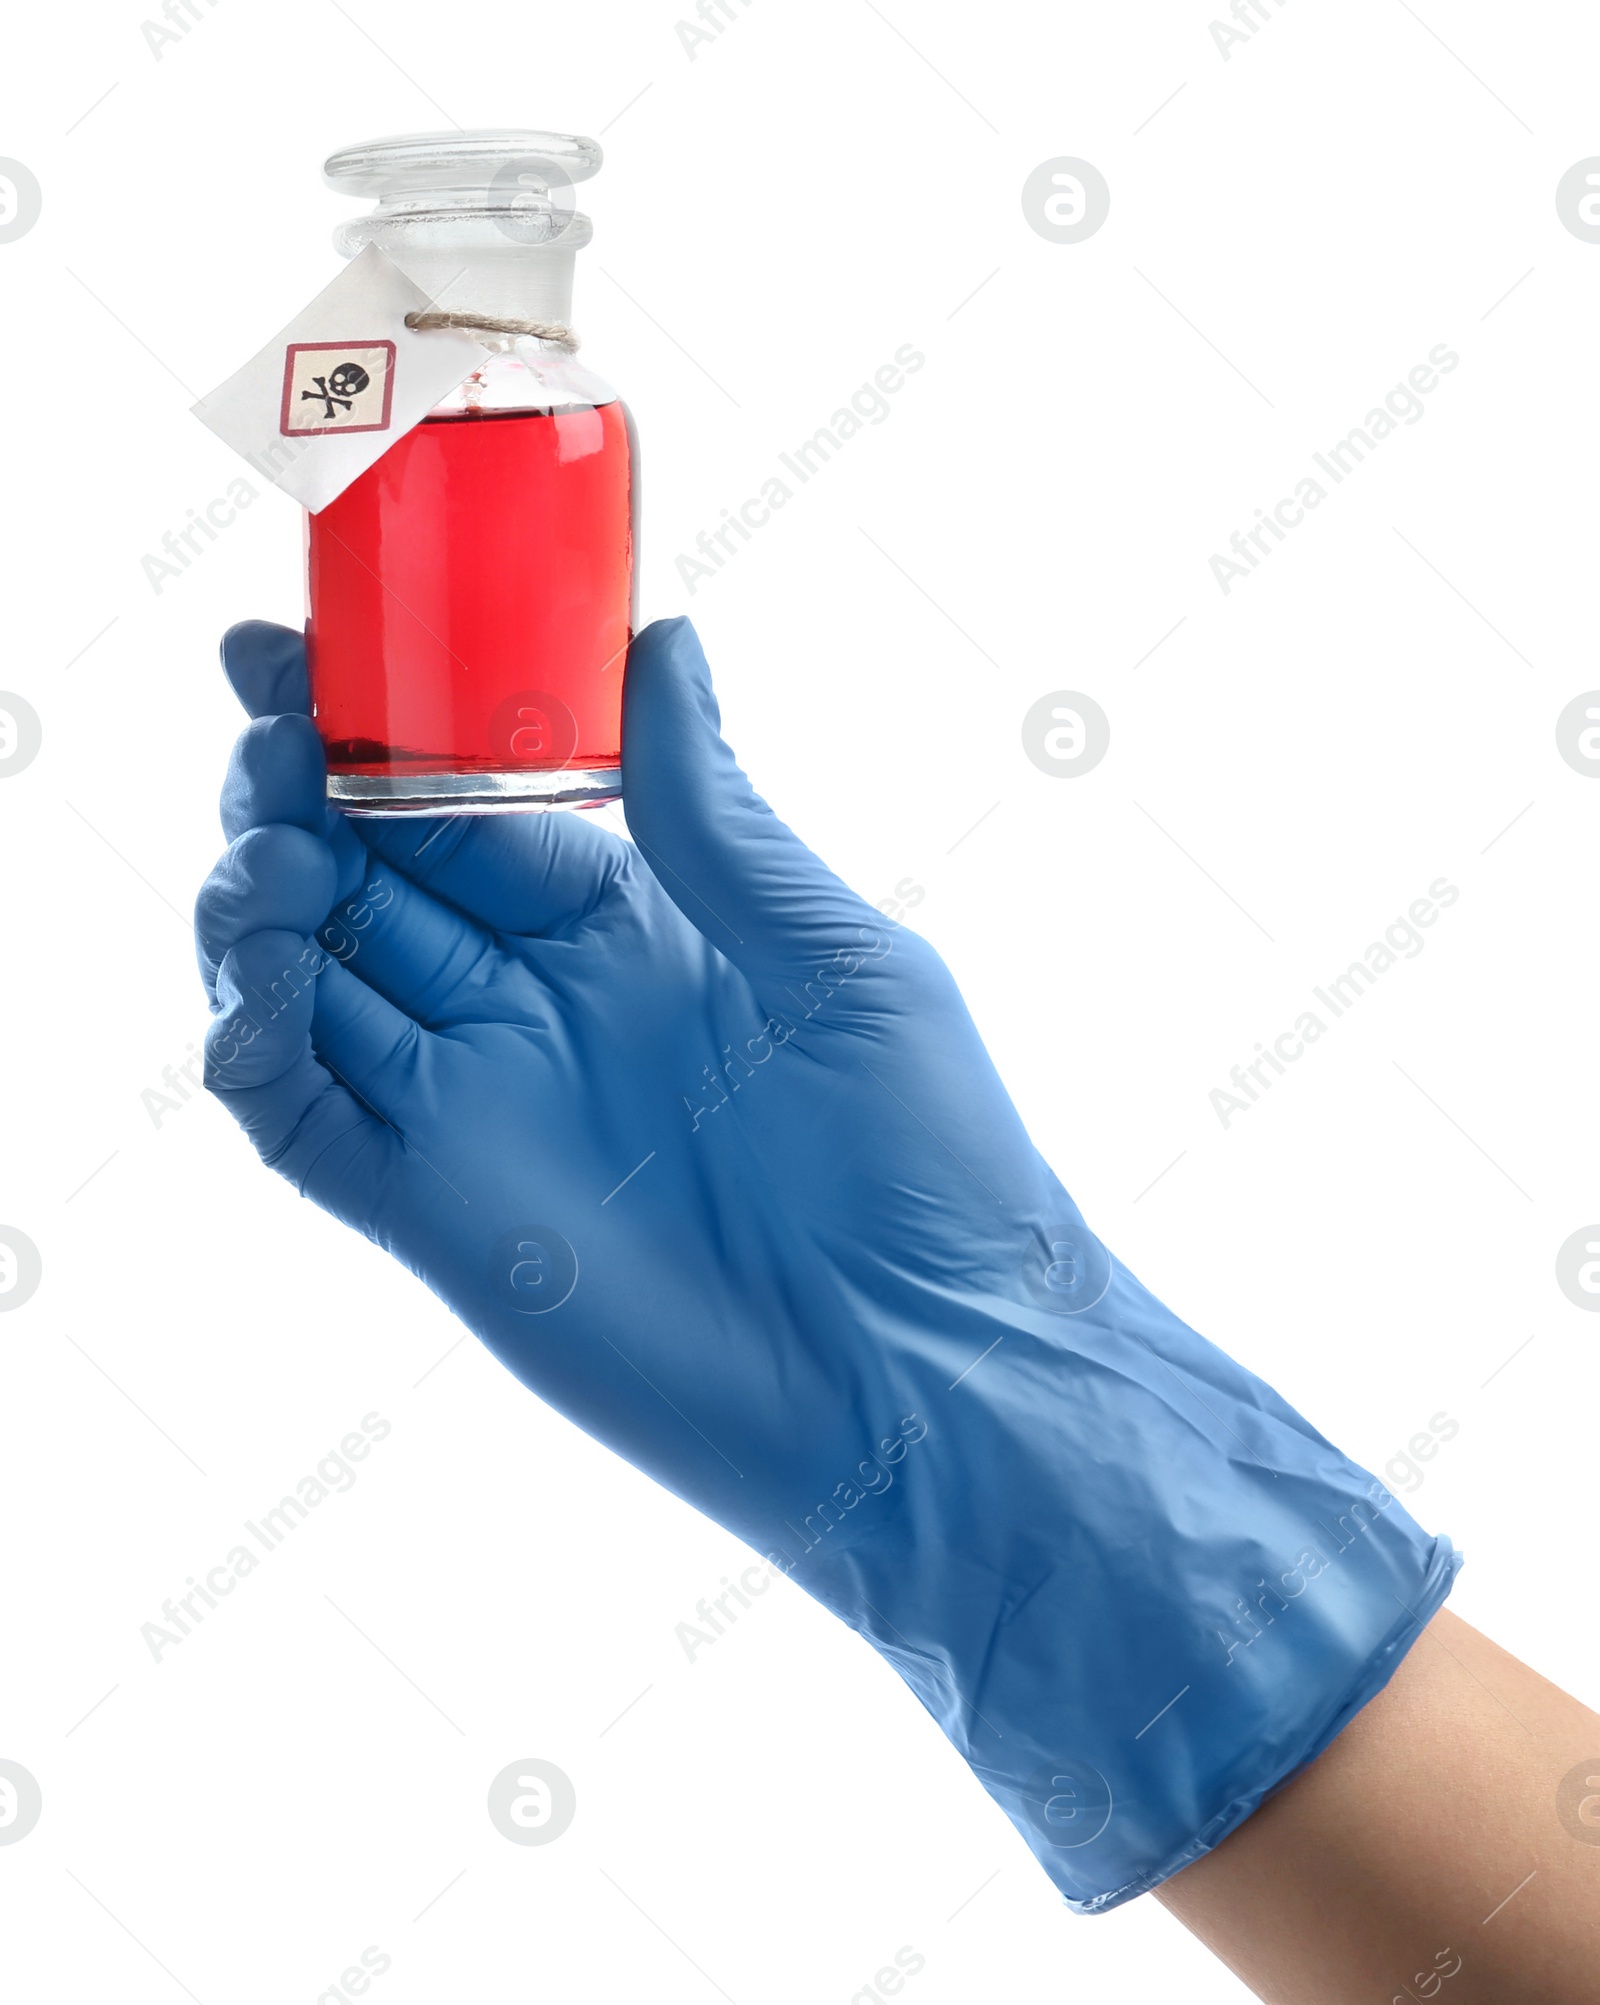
[221,620,310,719]
[310,957,435,1133]
[317,863,512,1030]
[206,929,407,1221]
[622,618,889,988]
[195,824,338,1004]
[221,713,326,841]
[217,702,366,899]
[359,809,631,939]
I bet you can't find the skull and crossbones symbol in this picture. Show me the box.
[300,361,371,420]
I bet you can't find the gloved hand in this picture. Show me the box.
[197,615,1459,1912]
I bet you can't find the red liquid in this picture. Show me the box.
[307,400,637,779]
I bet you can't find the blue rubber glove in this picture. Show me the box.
[197,615,1459,1912]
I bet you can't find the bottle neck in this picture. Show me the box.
[334,211,586,323]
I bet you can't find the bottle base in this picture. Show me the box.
[328,767,622,817]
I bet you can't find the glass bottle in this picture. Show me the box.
[310,130,638,815]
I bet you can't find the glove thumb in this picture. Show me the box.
[622,618,882,985]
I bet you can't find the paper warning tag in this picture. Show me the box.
[191,245,483,513]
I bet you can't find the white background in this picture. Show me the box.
[3,2,1598,1999]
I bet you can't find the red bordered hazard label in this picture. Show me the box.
[279,340,397,436]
